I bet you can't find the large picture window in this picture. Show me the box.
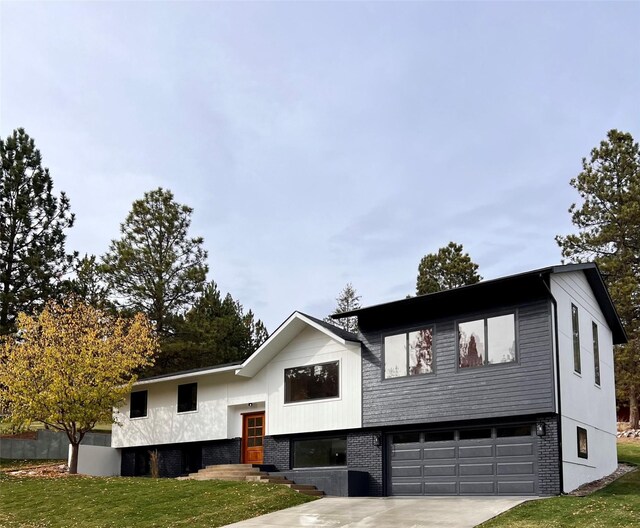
[284,361,339,403]
[459,313,516,368]
[384,327,434,379]
[292,437,346,468]
[130,390,148,419]
[177,383,197,413]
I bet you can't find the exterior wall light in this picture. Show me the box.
[536,423,546,436]
[247,402,253,407]
[373,433,382,447]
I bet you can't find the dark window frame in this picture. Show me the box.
[382,325,436,380]
[457,311,518,370]
[130,390,148,419]
[284,361,340,404]
[572,304,581,374]
[291,436,347,468]
[577,427,588,459]
[592,321,601,386]
[177,383,198,413]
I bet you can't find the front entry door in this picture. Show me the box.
[242,412,265,464]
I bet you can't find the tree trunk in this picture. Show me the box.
[69,442,79,474]
[630,386,639,430]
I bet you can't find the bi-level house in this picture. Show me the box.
[111,263,625,496]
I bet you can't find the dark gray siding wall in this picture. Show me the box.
[361,300,556,427]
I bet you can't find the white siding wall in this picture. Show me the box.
[551,271,618,492]
[112,325,362,448]
[265,327,362,436]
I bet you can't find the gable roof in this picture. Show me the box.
[333,263,626,345]
[235,311,360,378]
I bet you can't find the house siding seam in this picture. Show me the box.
[360,300,555,427]
[537,416,561,495]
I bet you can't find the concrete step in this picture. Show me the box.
[197,469,267,476]
[204,464,254,470]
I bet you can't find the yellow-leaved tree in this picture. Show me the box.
[0,297,158,473]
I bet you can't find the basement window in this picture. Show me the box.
[577,427,588,459]
[292,437,346,468]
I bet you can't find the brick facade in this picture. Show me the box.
[537,415,561,495]
[202,438,241,466]
[263,435,290,470]
[347,430,384,496]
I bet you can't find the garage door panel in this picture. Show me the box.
[459,481,495,494]
[424,464,457,476]
[459,445,493,458]
[498,481,535,494]
[423,446,456,459]
[459,463,495,476]
[392,482,423,495]
[393,448,421,461]
[497,443,534,457]
[424,482,457,495]
[392,465,422,478]
[497,462,535,475]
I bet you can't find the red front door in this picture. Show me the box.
[242,412,265,464]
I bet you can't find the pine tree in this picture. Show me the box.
[416,242,481,295]
[65,254,113,311]
[556,129,640,428]
[0,128,75,334]
[102,188,208,337]
[325,283,361,334]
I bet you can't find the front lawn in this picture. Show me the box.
[0,473,316,528]
[0,459,66,470]
[480,441,640,528]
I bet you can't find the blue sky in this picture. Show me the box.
[2,1,639,331]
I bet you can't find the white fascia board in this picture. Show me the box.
[133,364,238,387]
[235,312,350,378]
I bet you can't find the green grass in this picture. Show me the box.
[0,473,316,528]
[480,441,640,528]
[0,459,66,470]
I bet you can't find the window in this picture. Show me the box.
[130,391,148,418]
[459,428,492,440]
[284,361,339,403]
[572,304,581,374]
[458,314,516,368]
[392,432,420,444]
[384,327,434,378]
[592,322,601,386]
[577,427,588,459]
[424,431,454,442]
[292,437,346,467]
[177,383,197,413]
[497,425,532,438]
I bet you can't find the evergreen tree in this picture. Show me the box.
[416,242,481,295]
[102,188,208,337]
[325,282,361,334]
[150,281,269,376]
[556,129,640,428]
[0,128,75,334]
[65,254,113,311]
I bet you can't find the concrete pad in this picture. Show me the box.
[223,496,530,528]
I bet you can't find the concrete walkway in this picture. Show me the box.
[223,496,530,527]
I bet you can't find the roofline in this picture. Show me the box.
[332,263,598,319]
[134,362,242,386]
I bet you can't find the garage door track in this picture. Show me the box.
[223,496,529,527]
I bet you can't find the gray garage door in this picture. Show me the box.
[389,425,538,496]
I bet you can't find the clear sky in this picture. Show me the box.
[1,1,639,331]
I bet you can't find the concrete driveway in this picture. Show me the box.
[223,496,530,528]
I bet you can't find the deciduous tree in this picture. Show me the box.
[102,188,208,336]
[556,129,640,428]
[416,242,481,295]
[325,283,361,334]
[0,128,75,334]
[0,297,158,473]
